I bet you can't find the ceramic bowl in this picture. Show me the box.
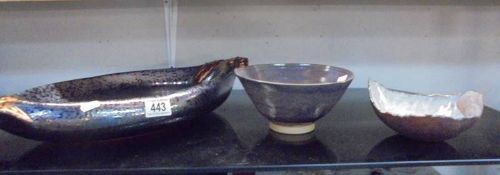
[368,80,483,142]
[235,63,353,134]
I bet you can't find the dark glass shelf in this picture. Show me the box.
[0,89,499,174]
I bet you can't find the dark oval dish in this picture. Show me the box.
[368,80,483,142]
[0,57,248,141]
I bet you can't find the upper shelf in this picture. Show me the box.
[3,0,67,1]
[0,89,499,174]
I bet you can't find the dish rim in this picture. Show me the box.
[234,63,354,86]
[368,80,483,120]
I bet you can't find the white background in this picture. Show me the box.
[1,0,498,109]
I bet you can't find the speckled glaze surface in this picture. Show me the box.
[235,64,353,125]
[368,80,483,142]
[0,57,248,141]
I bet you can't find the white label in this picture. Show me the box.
[80,101,101,112]
[144,98,172,118]
[337,74,348,83]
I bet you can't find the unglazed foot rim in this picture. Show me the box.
[269,122,315,135]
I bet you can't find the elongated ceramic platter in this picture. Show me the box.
[368,80,483,141]
[0,57,248,141]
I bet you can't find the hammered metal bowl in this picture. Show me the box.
[368,80,483,142]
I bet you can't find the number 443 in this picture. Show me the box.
[150,102,168,112]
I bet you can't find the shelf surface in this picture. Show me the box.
[0,89,499,174]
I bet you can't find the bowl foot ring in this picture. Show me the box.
[269,122,315,135]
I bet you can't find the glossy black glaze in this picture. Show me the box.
[235,64,353,124]
[0,57,248,141]
[0,89,499,174]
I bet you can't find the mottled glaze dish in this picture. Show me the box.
[368,80,483,142]
[0,57,248,141]
[235,63,353,134]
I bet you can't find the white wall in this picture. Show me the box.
[435,165,500,175]
[176,0,500,109]
[0,0,498,109]
[0,0,166,94]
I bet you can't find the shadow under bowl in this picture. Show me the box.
[235,63,354,134]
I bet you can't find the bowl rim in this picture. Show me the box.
[234,63,354,86]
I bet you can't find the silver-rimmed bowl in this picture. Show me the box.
[235,63,354,134]
[368,80,483,142]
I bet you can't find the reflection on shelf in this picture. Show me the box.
[4,113,246,170]
[367,135,458,162]
[245,131,337,165]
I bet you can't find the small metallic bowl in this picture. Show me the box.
[235,63,354,134]
[368,80,483,142]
